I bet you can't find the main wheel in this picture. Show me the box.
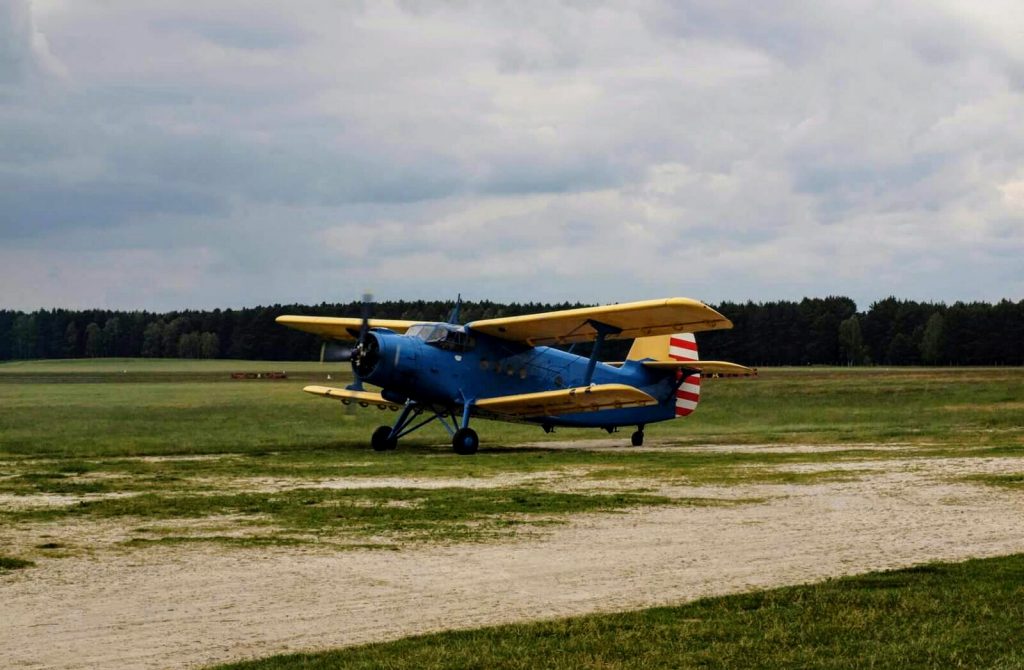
[452,427,479,455]
[631,430,644,447]
[371,425,397,451]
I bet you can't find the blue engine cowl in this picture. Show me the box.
[352,331,422,393]
[351,332,383,379]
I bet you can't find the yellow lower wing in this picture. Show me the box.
[302,385,402,410]
[643,361,757,376]
[475,384,656,418]
[303,383,658,418]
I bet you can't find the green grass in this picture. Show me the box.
[214,553,1024,670]
[1,363,1020,460]
[3,487,681,545]
[0,446,890,494]
[963,473,1024,489]
[1,362,1020,461]
[681,366,1024,446]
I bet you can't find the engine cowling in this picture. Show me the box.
[351,330,419,390]
[351,332,381,378]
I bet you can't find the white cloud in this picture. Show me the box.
[1,0,64,90]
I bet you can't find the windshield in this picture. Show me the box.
[407,323,475,352]
[405,324,433,339]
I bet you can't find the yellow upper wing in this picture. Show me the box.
[466,298,731,346]
[474,384,656,418]
[276,316,418,341]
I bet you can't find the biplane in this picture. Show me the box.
[277,298,753,454]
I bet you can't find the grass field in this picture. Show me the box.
[1,359,1022,668]
[2,359,1021,458]
[1,360,1022,553]
[215,553,1024,670]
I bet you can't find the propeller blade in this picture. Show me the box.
[349,292,374,391]
[358,292,373,345]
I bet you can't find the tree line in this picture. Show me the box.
[1,297,1021,366]
[704,297,1023,366]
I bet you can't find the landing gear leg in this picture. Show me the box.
[631,426,645,447]
[368,401,477,452]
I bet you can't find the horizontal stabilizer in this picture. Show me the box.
[302,385,402,409]
[643,360,757,376]
[467,298,732,346]
[277,316,418,341]
[475,384,656,418]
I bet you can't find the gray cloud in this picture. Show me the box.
[0,171,227,237]
[150,17,308,51]
[0,0,1022,310]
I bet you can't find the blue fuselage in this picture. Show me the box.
[358,325,680,428]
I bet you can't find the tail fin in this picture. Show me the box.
[628,333,701,417]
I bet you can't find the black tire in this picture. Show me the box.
[631,430,644,447]
[452,427,479,455]
[371,425,396,451]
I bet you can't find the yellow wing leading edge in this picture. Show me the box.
[278,298,730,346]
[302,385,402,410]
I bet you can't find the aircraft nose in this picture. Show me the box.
[351,332,381,378]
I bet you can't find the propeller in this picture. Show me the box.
[347,292,374,391]
[360,292,372,340]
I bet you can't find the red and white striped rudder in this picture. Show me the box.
[668,333,700,417]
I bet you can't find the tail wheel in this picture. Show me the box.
[452,427,479,455]
[631,430,644,447]
[371,425,397,451]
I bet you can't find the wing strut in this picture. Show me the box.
[583,320,622,385]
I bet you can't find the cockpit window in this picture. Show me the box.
[405,324,431,339]
[407,323,475,352]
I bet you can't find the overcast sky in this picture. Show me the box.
[2,0,1022,311]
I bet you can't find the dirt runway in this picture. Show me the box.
[2,450,1023,669]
